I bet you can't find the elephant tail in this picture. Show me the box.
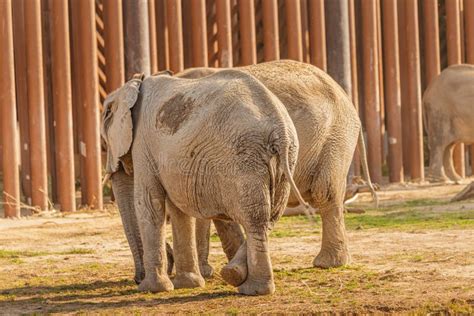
[357,128,379,208]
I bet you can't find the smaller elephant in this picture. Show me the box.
[423,64,474,182]
[102,70,308,295]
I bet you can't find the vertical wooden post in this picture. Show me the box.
[12,0,32,203]
[348,0,360,176]
[239,0,257,65]
[167,0,184,72]
[124,0,151,77]
[24,0,48,210]
[78,0,103,209]
[148,0,158,74]
[423,0,441,85]
[216,0,233,67]
[0,0,21,217]
[405,0,424,181]
[308,0,326,70]
[465,0,474,173]
[191,0,208,67]
[262,0,279,61]
[361,0,382,183]
[382,0,403,183]
[103,0,125,91]
[51,0,76,212]
[446,0,465,178]
[156,0,169,70]
[286,0,303,61]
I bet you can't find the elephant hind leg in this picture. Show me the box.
[195,218,214,278]
[427,137,450,182]
[444,142,462,182]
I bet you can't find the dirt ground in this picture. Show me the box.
[0,183,473,314]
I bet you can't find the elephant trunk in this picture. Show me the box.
[111,170,145,284]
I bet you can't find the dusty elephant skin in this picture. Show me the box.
[101,70,306,295]
[423,64,474,182]
[177,60,374,284]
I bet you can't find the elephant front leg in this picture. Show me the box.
[195,218,214,278]
[444,143,462,182]
[237,230,275,295]
[168,200,205,289]
[427,142,449,182]
[313,202,350,268]
[135,183,174,293]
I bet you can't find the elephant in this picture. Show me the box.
[451,181,474,202]
[423,64,474,182]
[101,70,307,295]
[175,60,377,285]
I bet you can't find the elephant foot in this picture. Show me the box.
[221,261,247,287]
[138,274,174,293]
[199,262,214,278]
[134,269,145,285]
[426,172,452,184]
[238,278,275,296]
[172,272,205,289]
[313,248,351,269]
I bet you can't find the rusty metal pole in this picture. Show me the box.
[167,0,184,73]
[156,0,169,70]
[361,0,382,183]
[465,0,474,173]
[0,0,21,217]
[239,0,257,65]
[308,0,326,70]
[286,0,303,61]
[405,0,424,181]
[382,0,404,183]
[124,0,151,77]
[191,0,208,67]
[50,0,76,212]
[446,0,465,178]
[423,0,441,85]
[103,0,125,91]
[24,0,48,210]
[262,0,279,61]
[216,0,233,67]
[78,0,103,209]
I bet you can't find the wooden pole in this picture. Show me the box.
[0,0,21,217]
[156,0,169,70]
[124,0,151,77]
[262,0,279,61]
[286,0,303,61]
[308,0,326,70]
[239,0,257,65]
[78,0,103,209]
[423,0,441,85]
[148,0,158,74]
[50,0,76,212]
[405,0,424,181]
[12,0,32,203]
[191,0,208,67]
[216,0,233,67]
[166,0,184,72]
[446,0,465,178]
[361,0,382,183]
[382,0,404,183]
[465,0,474,174]
[103,0,125,91]
[24,0,48,210]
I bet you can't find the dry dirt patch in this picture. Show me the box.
[0,183,473,313]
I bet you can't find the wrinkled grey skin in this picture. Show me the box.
[101,69,305,295]
[423,64,474,182]
[177,60,376,284]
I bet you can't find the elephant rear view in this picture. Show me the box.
[101,69,307,295]
[423,64,474,182]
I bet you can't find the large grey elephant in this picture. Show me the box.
[101,70,307,295]
[423,64,474,182]
[176,60,377,285]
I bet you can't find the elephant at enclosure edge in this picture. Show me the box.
[101,70,307,295]
[175,60,377,285]
[423,64,474,183]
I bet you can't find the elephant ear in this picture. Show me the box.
[103,73,144,174]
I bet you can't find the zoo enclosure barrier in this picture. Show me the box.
[1,0,473,217]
